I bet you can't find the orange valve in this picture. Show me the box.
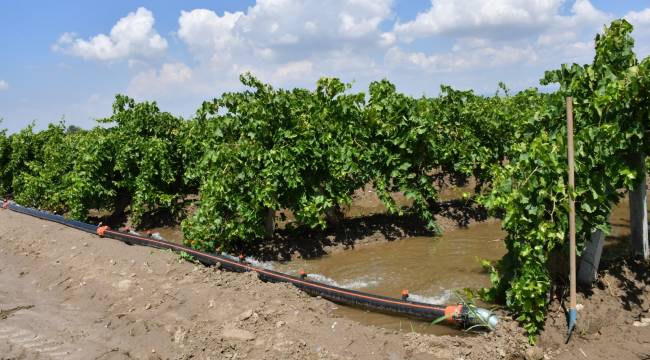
[298,269,307,279]
[401,289,409,301]
[96,225,110,237]
[443,304,463,324]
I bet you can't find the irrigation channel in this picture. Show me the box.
[137,218,507,335]
[2,200,502,335]
[276,225,505,335]
[148,196,638,336]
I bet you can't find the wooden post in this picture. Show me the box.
[325,206,342,226]
[629,152,649,259]
[264,208,275,240]
[566,97,577,337]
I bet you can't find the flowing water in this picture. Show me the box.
[150,219,506,334]
[274,221,506,335]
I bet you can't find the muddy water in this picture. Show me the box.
[274,221,506,335]
[149,219,506,334]
[272,197,637,335]
[147,226,183,244]
[146,194,637,335]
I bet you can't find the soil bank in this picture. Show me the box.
[1,208,649,359]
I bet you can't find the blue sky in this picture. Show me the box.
[1,0,650,132]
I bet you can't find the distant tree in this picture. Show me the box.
[66,125,84,134]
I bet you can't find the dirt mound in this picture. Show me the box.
[537,259,650,359]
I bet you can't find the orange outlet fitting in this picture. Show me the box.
[96,225,110,237]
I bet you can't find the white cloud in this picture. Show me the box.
[534,0,610,62]
[569,0,609,25]
[178,9,242,63]
[387,0,615,75]
[379,32,396,46]
[338,3,390,39]
[626,8,650,24]
[394,0,563,40]
[8,0,650,133]
[126,0,393,100]
[386,41,537,72]
[177,0,393,66]
[54,7,167,61]
[625,8,650,58]
[272,60,314,80]
[124,1,650,108]
[128,62,195,97]
[392,0,610,55]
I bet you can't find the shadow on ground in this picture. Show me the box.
[432,198,489,227]
[248,199,490,261]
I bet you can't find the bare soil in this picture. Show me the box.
[537,258,650,359]
[1,204,649,359]
[0,209,528,359]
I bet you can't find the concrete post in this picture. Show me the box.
[629,152,649,260]
[577,229,605,285]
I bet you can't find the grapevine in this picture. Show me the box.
[481,19,650,341]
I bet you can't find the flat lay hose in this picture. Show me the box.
[1,200,498,330]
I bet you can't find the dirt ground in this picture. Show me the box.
[1,207,649,359]
[538,258,650,359]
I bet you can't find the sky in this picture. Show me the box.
[1,0,650,132]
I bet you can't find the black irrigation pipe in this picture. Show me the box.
[1,200,498,330]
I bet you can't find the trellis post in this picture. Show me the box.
[577,229,605,285]
[629,152,649,259]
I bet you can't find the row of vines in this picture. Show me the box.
[1,19,648,341]
[0,76,531,247]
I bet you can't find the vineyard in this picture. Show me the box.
[1,19,649,342]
